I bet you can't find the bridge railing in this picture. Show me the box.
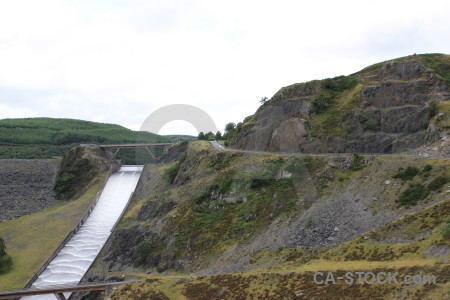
[0,282,134,300]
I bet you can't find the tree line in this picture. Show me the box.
[197,115,253,146]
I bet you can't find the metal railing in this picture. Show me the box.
[0,282,134,300]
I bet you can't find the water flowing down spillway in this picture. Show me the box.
[22,166,143,300]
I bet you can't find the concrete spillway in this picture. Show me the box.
[22,166,143,300]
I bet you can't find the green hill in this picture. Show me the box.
[0,118,171,164]
[163,134,197,143]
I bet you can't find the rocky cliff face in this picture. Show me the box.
[54,146,116,200]
[232,54,450,154]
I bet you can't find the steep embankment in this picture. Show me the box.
[110,194,450,299]
[83,142,449,292]
[231,54,450,155]
[0,146,115,290]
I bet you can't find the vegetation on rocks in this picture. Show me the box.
[228,54,450,154]
[311,75,359,114]
[397,183,429,206]
[348,153,365,171]
[441,218,450,239]
[428,175,450,191]
[108,194,450,299]
[54,146,113,200]
[393,162,450,206]
[162,153,187,184]
[393,166,420,181]
[84,140,450,294]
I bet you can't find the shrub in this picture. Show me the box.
[427,101,439,119]
[441,218,450,239]
[163,163,180,184]
[423,164,433,172]
[393,166,420,181]
[359,115,369,124]
[322,76,358,92]
[243,115,254,123]
[428,175,450,191]
[133,241,154,265]
[363,119,378,131]
[0,237,12,274]
[284,199,296,212]
[424,55,450,85]
[194,210,225,229]
[218,177,233,194]
[194,190,210,205]
[250,178,273,189]
[397,183,429,206]
[275,178,293,191]
[307,217,313,228]
[163,153,186,184]
[311,92,334,114]
[311,76,358,114]
[349,153,365,171]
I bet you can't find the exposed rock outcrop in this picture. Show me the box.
[232,54,450,154]
[54,146,117,200]
[88,141,449,276]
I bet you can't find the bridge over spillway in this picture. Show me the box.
[85,143,175,159]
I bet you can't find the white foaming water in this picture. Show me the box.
[22,166,143,300]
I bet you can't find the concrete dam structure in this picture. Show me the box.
[22,165,143,300]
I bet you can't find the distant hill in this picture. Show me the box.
[0,118,171,164]
[163,135,197,143]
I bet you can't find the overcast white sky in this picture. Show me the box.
[0,0,449,135]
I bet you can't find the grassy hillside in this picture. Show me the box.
[354,53,450,85]
[0,146,112,289]
[0,177,105,289]
[111,194,450,299]
[81,141,449,299]
[0,118,171,164]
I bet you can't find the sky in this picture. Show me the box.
[1,0,450,135]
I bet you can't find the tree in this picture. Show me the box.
[0,237,12,273]
[223,122,236,140]
[197,132,206,140]
[235,122,243,132]
[225,122,236,133]
[260,96,268,105]
[0,237,6,257]
[215,131,223,140]
[205,131,215,141]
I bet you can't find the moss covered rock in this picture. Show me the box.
[54,146,115,200]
